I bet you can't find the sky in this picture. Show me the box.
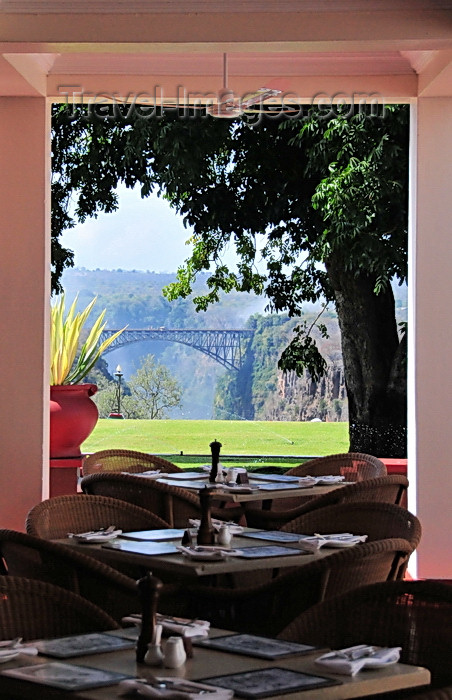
[61,183,241,273]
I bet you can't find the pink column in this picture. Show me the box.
[0,97,50,530]
[409,97,452,578]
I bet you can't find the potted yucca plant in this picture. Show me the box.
[50,295,125,458]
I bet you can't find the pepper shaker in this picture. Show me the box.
[181,529,193,546]
[209,439,222,483]
[136,573,162,664]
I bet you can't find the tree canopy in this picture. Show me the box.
[51,103,409,455]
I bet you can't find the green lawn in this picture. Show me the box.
[82,419,349,468]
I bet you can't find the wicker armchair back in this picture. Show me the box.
[0,575,120,640]
[174,538,413,637]
[82,449,182,475]
[279,579,452,693]
[282,501,421,547]
[0,528,139,623]
[286,452,387,480]
[26,494,169,539]
[245,474,409,530]
[281,501,421,578]
[81,472,243,527]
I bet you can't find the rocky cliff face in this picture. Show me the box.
[260,364,348,422]
[214,311,349,422]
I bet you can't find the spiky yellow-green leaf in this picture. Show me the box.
[50,295,126,385]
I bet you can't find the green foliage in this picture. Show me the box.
[291,106,408,289]
[278,333,327,382]
[122,354,182,419]
[88,369,119,418]
[278,305,330,380]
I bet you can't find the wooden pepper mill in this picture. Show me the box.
[197,486,215,545]
[136,572,163,664]
[209,439,222,483]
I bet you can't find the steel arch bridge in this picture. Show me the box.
[99,328,254,371]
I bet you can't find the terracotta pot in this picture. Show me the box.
[50,384,98,458]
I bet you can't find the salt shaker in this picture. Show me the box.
[217,523,232,546]
[144,624,164,666]
[225,468,237,484]
[164,636,187,668]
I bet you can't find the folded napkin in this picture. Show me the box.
[188,519,243,534]
[296,533,368,552]
[156,615,210,639]
[118,677,233,699]
[121,614,210,639]
[313,475,346,485]
[315,645,401,675]
[297,477,317,486]
[176,545,241,561]
[200,463,226,472]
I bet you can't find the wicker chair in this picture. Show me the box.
[0,575,120,640]
[281,501,421,547]
[172,538,413,637]
[279,580,452,697]
[280,501,420,579]
[248,452,389,516]
[0,528,141,623]
[81,472,243,528]
[245,474,409,530]
[82,448,183,476]
[25,494,170,540]
[286,452,387,480]
[245,453,388,523]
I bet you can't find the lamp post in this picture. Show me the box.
[113,364,124,418]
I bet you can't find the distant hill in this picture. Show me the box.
[61,268,407,420]
[61,267,267,419]
[61,267,267,328]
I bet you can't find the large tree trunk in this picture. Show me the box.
[326,257,407,457]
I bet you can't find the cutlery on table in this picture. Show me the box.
[68,525,118,538]
[0,637,22,649]
[330,645,376,660]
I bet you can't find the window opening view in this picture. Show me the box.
[52,99,408,470]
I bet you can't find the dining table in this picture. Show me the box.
[154,472,349,510]
[0,626,431,700]
[55,527,346,583]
